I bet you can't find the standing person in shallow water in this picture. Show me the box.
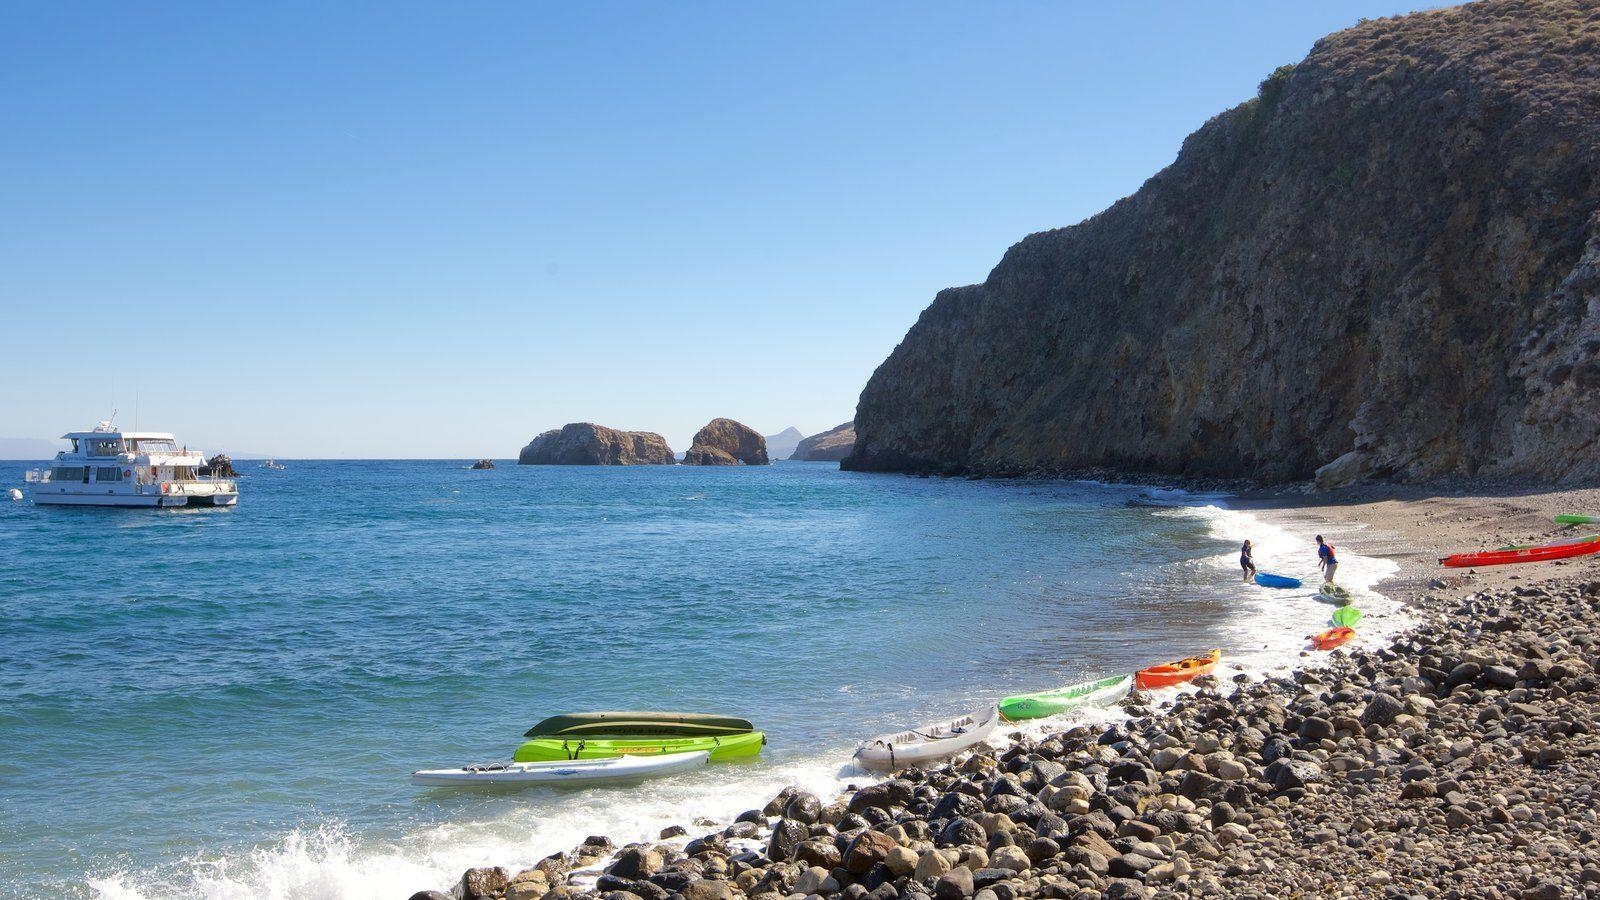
[1240,540,1256,583]
[1317,535,1339,584]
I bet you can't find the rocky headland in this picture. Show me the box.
[519,424,676,466]
[791,423,856,463]
[683,419,770,466]
[846,0,1600,485]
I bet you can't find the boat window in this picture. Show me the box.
[52,467,86,483]
[130,439,178,453]
[86,438,123,457]
[95,467,123,482]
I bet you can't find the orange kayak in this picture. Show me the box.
[1309,627,1355,651]
[1134,649,1220,690]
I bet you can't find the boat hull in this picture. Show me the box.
[1254,573,1302,589]
[1135,650,1221,690]
[999,674,1132,721]
[524,711,756,739]
[1441,537,1600,568]
[854,706,1000,772]
[33,491,237,508]
[413,750,709,787]
[512,730,765,762]
[1310,627,1355,650]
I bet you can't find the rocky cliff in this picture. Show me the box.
[846,0,1600,485]
[518,423,675,465]
[791,422,856,461]
[682,418,769,466]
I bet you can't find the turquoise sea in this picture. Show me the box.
[0,460,1399,898]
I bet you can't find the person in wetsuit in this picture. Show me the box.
[1240,540,1257,583]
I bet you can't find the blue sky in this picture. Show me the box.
[1,1,1433,458]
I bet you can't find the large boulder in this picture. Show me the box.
[789,422,855,462]
[204,454,238,477]
[682,418,769,466]
[518,423,675,465]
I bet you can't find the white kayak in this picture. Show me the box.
[853,706,1000,773]
[412,749,708,787]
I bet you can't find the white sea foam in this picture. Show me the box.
[90,755,863,900]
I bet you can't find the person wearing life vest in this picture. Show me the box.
[1240,540,1257,583]
[1317,535,1338,584]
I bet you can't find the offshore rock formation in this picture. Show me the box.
[682,418,769,466]
[203,454,237,478]
[764,427,805,462]
[791,422,856,462]
[470,458,495,470]
[847,0,1600,485]
[518,423,675,465]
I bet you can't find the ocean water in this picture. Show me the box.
[0,461,1406,899]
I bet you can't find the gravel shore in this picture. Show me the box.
[413,484,1600,900]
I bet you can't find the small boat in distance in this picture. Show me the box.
[260,459,286,470]
[25,422,239,508]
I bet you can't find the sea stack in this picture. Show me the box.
[470,459,495,470]
[847,0,1600,486]
[518,423,675,465]
[682,418,769,466]
[790,422,855,461]
[205,454,238,477]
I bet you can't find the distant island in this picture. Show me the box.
[763,427,804,461]
[518,419,772,466]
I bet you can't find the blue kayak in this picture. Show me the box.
[1254,572,1303,589]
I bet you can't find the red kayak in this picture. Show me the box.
[1441,535,1600,568]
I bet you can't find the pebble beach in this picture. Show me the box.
[413,483,1600,900]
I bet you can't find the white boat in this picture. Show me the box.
[853,706,1000,772]
[260,459,286,470]
[411,749,709,787]
[24,421,239,508]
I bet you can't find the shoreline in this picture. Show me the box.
[410,480,1600,900]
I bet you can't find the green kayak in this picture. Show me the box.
[999,674,1132,722]
[513,730,766,762]
[524,711,755,739]
[1555,514,1600,525]
[1331,606,1363,628]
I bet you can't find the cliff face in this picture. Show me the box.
[791,422,856,461]
[847,0,1600,485]
[518,423,675,465]
[682,418,769,466]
